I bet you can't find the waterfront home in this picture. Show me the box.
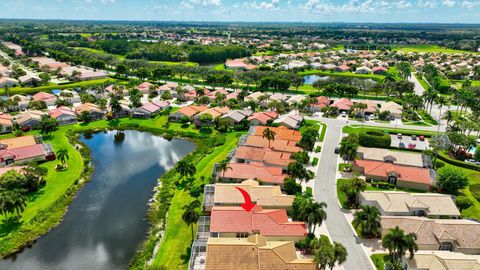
[193,107,229,127]
[169,105,209,121]
[354,159,434,191]
[225,58,257,70]
[220,109,252,125]
[403,251,480,270]
[0,135,55,167]
[15,110,46,129]
[133,100,169,118]
[111,100,132,118]
[381,217,480,254]
[33,92,57,107]
[75,103,105,120]
[204,235,316,270]
[0,113,13,133]
[209,206,307,241]
[49,106,77,125]
[217,162,287,186]
[359,191,460,218]
[202,179,294,212]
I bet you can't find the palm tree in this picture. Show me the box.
[435,95,449,133]
[352,205,381,238]
[382,72,396,83]
[382,226,418,263]
[303,200,327,235]
[338,140,358,165]
[176,160,196,180]
[182,200,201,239]
[217,159,232,178]
[340,177,366,207]
[299,130,318,152]
[262,127,276,148]
[287,161,309,184]
[443,110,454,127]
[56,149,69,167]
[329,242,348,270]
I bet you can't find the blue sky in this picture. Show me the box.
[1,0,480,23]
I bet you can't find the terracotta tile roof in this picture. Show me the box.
[331,98,353,110]
[381,217,480,249]
[248,112,279,125]
[33,92,56,102]
[314,96,331,108]
[75,103,102,114]
[176,105,209,117]
[355,159,432,185]
[210,206,307,237]
[221,163,288,185]
[357,100,378,113]
[234,146,292,167]
[0,135,37,149]
[49,106,76,119]
[252,126,302,142]
[0,144,46,162]
[244,135,300,153]
[206,235,316,270]
[137,82,154,90]
[0,113,12,126]
[213,180,294,207]
[197,107,229,118]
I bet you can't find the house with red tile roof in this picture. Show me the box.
[232,146,292,168]
[354,159,434,191]
[210,206,307,241]
[136,82,155,94]
[169,105,208,121]
[49,106,77,126]
[373,66,388,75]
[194,107,229,127]
[225,58,257,70]
[242,135,301,153]
[133,100,170,118]
[335,65,350,72]
[331,98,354,112]
[0,143,55,167]
[33,92,57,106]
[312,96,331,112]
[0,77,19,88]
[251,126,302,142]
[217,162,288,186]
[0,113,13,134]
[248,111,279,126]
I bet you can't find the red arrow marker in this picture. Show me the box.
[235,187,256,212]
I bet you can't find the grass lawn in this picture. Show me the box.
[392,44,478,54]
[371,254,391,270]
[342,125,437,137]
[414,74,430,90]
[419,110,438,125]
[319,123,327,142]
[151,132,241,270]
[3,78,117,95]
[336,178,349,208]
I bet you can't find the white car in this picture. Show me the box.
[341,111,347,118]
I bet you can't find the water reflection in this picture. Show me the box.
[0,130,195,270]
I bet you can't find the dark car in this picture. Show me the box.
[412,135,417,140]
[335,147,339,154]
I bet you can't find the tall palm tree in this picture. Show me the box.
[287,161,309,184]
[382,72,396,83]
[435,95,449,133]
[340,177,366,207]
[338,140,358,165]
[303,200,327,235]
[329,242,348,270]
[262,127,276,148]
[217,159,232,178]
[443,110,454,127]
[182,200,201,239]
[382,226,418,263]
[56,149,69,167]
[352,205,381,238]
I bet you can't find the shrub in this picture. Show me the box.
[312,157,319,166]
[292,151,310,164]
[315,146,322,153]
[456,196,473,211]
[359,131,391,148]
[437,166,468,194]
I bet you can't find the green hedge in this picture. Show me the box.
[437,152,480,172]
[359,131,391,148]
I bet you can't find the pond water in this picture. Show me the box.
[0,130,195,270]
[303,74,377,85]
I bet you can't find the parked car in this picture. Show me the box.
[397,133,403,139]
[335,147,339,154]
[399,142,405,148]
[465,159,480,165]
[369,115,375,121]
[341,111,347,118]
[411,135,417,140]
[419,135,425,141]
[408,143,416,149]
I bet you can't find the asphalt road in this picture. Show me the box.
[314,118,375,270]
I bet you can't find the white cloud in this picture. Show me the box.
[396,0,412,8]
[442,0,456,7]
[418,0,438,8]
[190,0,222,6]
[251,0,280,10]
[460,0,480,8]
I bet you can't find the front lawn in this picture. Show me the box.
[371,254,391,270]
[336,178,349,208]
[342,125,437,137]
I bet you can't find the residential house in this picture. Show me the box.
[220,109,252,125]
[137,82,155,94]
[331,98,354,112]
[381,217,480,254]
[225,58,257,70]
[287,95,306,106]
[248,111,278,126]
[57,90,81,104]
[157,82,178,94]
[75,103,105,120]
[232,146,292,169]
[354,159,434,191]
[273,114,304,129]
[0,135,55,167]
[112,100,132,118]
[49,106,77,125]
[15,110,45,129]
[194,107,229,127]
[357,147,432,168]
[242,135,301,153]
[0,113,13,133]
[2,42,24,56]
[335,65,351,72]
[356,66,373,74]
[250,126,303,142]
[269,93,288,103]
[403,251,480,270]
[204,235,316,270]
[359,191,460,218]
[356,100,378,115]
[202,179,294,212]
[245,92,264,103]
[33,92,57,107]
[18,74,41,86]
[169,105,209,122]
[381,101,403,119]
[210,206,307,241]
[217,162,288,186]
[9,94,29,111]
[0,166,26,177]
[373,67,388,75]
[133,100,169,118]
[0,77,18,88]
[312,96,331,112]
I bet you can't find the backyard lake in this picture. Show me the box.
[0,130,195,270]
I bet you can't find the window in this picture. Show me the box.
[439,242,453,251]
[236,232,249,238]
